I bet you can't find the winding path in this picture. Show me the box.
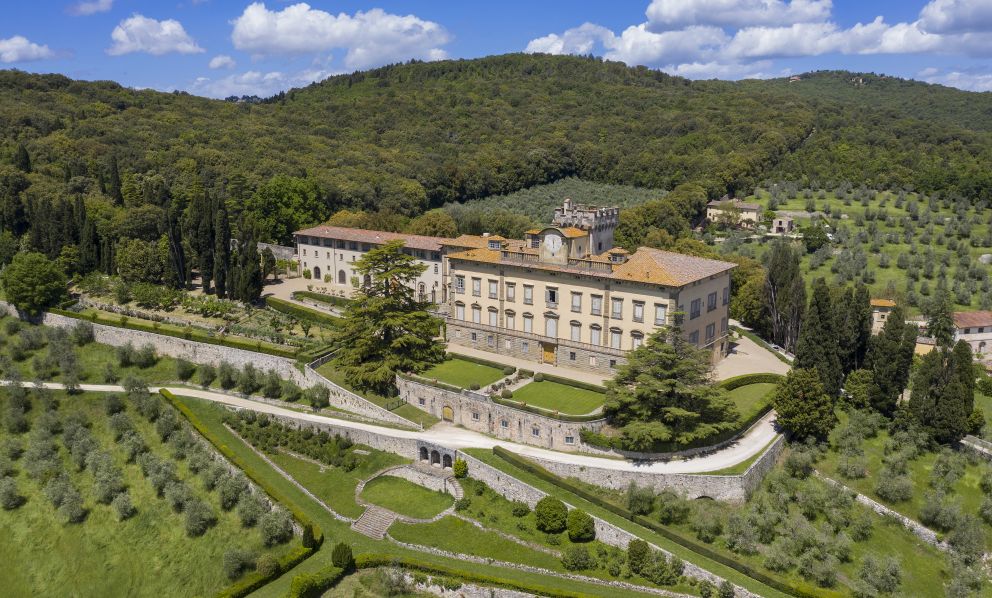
[7,381,779,474]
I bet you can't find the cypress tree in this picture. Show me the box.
[853,282,873,369]
[909,341,974,443]
[795,278,842,396]
[213,199,230,298]
[107,155,123,205]
[231,223,261,303]
[866,305,915,416]
[835,286,858,375]
[163,194,188,289]
[195,191,214,293]
[924,291,955,348]
[13,143,30,173]
[79,216,100,274]
[764,241,806,352]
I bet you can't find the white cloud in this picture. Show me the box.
[230,2,450,69]
[667,59,780,79]
[209,54,235,69]
[68,0,112,16]
[107,14,204,56]
[919,0,992,34]
[645,0,832,29]
[525,23,614,55]
[606,25,729,65]
[0,36,55,63]
[188,68,336,98]
[918,67,992,91]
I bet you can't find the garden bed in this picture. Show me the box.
[508,380,605,415]
[360,476,453,519]
[419,357,507,389]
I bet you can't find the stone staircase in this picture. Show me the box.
[351,505,397,539]
[412,461,464,500]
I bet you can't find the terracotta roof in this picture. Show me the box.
[870,298,896,307]
[707,199,761,211]
[524,229,541,235]
[446,245,735,287]
[294,225,447,252]
[559,227,589,238]
[954,311,992,329]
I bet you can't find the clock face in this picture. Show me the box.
[544,235,563,255]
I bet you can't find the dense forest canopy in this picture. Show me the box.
[1,53,991,254]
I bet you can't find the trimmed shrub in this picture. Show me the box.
[566,508,595,542]
[561,545,595,571]
[502,366,515,376]
[510,500,530,517]
[626,539,650,574]
[534,496,567,533]
[452,458,467,479]
[501,388,513,399]
[223,548,257,581]
[331,542,354,570]
[533,373,544,382]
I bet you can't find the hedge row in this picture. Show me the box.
[265,297,341,328]
[447,352,516,374]
[491,447,822,598]
[292,291,353,308]
[397,371,462,394]
[717,373,785,391]
[491,395,605,423]
[527,371,607,394]
[286,565,346,598]
[156,389,324,598]
[50,307,298,359]
[353,554,591,598]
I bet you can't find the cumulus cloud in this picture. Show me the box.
[0,36,55,63]
[108,14,204,56]
[918,66,992,91]
[645,0,832,29]
[230,2,450,70]
[188,68,335,98]
[68,0,113,16]
[919,0,992,34]
[209,54,236,69]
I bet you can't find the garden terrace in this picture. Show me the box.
[360,476,454,520]
[508,379,606,416]
[314,361,439,428]
[0,391,297,596]
[419,356,509,390]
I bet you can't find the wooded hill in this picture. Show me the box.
[1,54,991,245]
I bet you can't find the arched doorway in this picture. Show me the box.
[419,447,429,462]
[313,266,322,280]
[418,282,426,302]
[442,454,453,469]
[338,269,346,284]
[442,405,454,422]
[430,450,441,466]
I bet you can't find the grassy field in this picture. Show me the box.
[268,450,407,519]
[0,392,291,597]
[315,362,439,428]
[510,380,605,415]
[727,383,776,422]
[420,357,506,389]
[361,476,454,519]
[740,188,992,313]
[390,516,563,568]
[171,394,661,598]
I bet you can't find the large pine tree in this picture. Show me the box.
[773,368,837,440]
[795,278,842,396]
[332,240,444,397]
[909,340,974,443]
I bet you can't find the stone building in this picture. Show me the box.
[705,197,761,227]
[952,311,992,358]
[870,298,896,334]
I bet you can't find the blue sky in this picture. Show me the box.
[2,1,991,98]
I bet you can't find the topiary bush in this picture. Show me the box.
[626,539,650,574]
[452,458,467,479]
[501,388,513,399]
[330,542,354,571]
[561,545,594,571]
[534,373,544,382]
[566,508,595,542]
[534,496,567,534]
[510,500,530,517]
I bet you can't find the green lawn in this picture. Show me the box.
[974,391,992,440]
[315,362,439,428]
[171,395,655,598]
[420,357,506,389]
[726,383,776,422]
[0,392,291,597]
[360,475,453,519]
[509,380,605,415]
[269,450,407,519]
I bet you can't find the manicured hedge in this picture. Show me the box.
[530,372,607,394]
[158,389,324,598]
[491,395,605,423]
[286,565,346,598]
[447,352,516,374]
[293,291,353,308]
[398,371,462,394]
[353,554,590,598]
[265,297,341,328]
[50,307,298,358]
[717,373,784,391]
[491,447,821,598]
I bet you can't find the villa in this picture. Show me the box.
[705,197,761,227]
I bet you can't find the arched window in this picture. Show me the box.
[455,301,465,321]
[570,321,581,342]
[590,324,602,345]
[337,269,346,284]
[610,327,622,349]
[631,331,644,349]
[472,304,482,324]
[505,310,516,330]
[488,306,498,326]
[313,266,322,280]
[418,282,426,301]
[545,314,558,338]
[523,313,534,333]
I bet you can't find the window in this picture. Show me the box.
[569,352,576,361]
[570,321,581,342]
[522,341,529,353]
[488,308,498,327]
[532,427,540,437]
[981,327,987,333]
[472,305,481,324]
[590,325,602,345]
[654,304,667,325]
[504,339,512,349]
[591,295,603,316]
[707,292,718,312]
[472,277,481,297]
[690,299,701,320]
[506,283,516,302]
[523,314,533,333]
[472,412,480,421]
[500,419,508,429]
[611,297,623,319]
[721,317,728,333]
[471,332,478,341]
[488,280,498,299]
[336,240,345,249]
[434,264,439,274]
[455,302,465,320]
[523,285,534,305]
[545,317,558,338]
[530,237,540,248]
[689,330,699,345]
[571,292,582,312]
[455,275,465,294]
[610,359,617,369]
[488,239,500,250]
[349,242,358,251]
[546,287,558,308]
[706,323,716,343]
[302,249,307,256]
[610,328,622,349]
[505,311,516,330]
[590,356,597,366]
[418,397,426,406]
[487,334,495,347]
[633,301,644,323]
[631,332,644,349]
[564,436,575,445]
[966,328,972,334]
[722,286,730,306]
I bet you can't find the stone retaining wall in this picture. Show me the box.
[378,465,458,496]
[397,375,604,452]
